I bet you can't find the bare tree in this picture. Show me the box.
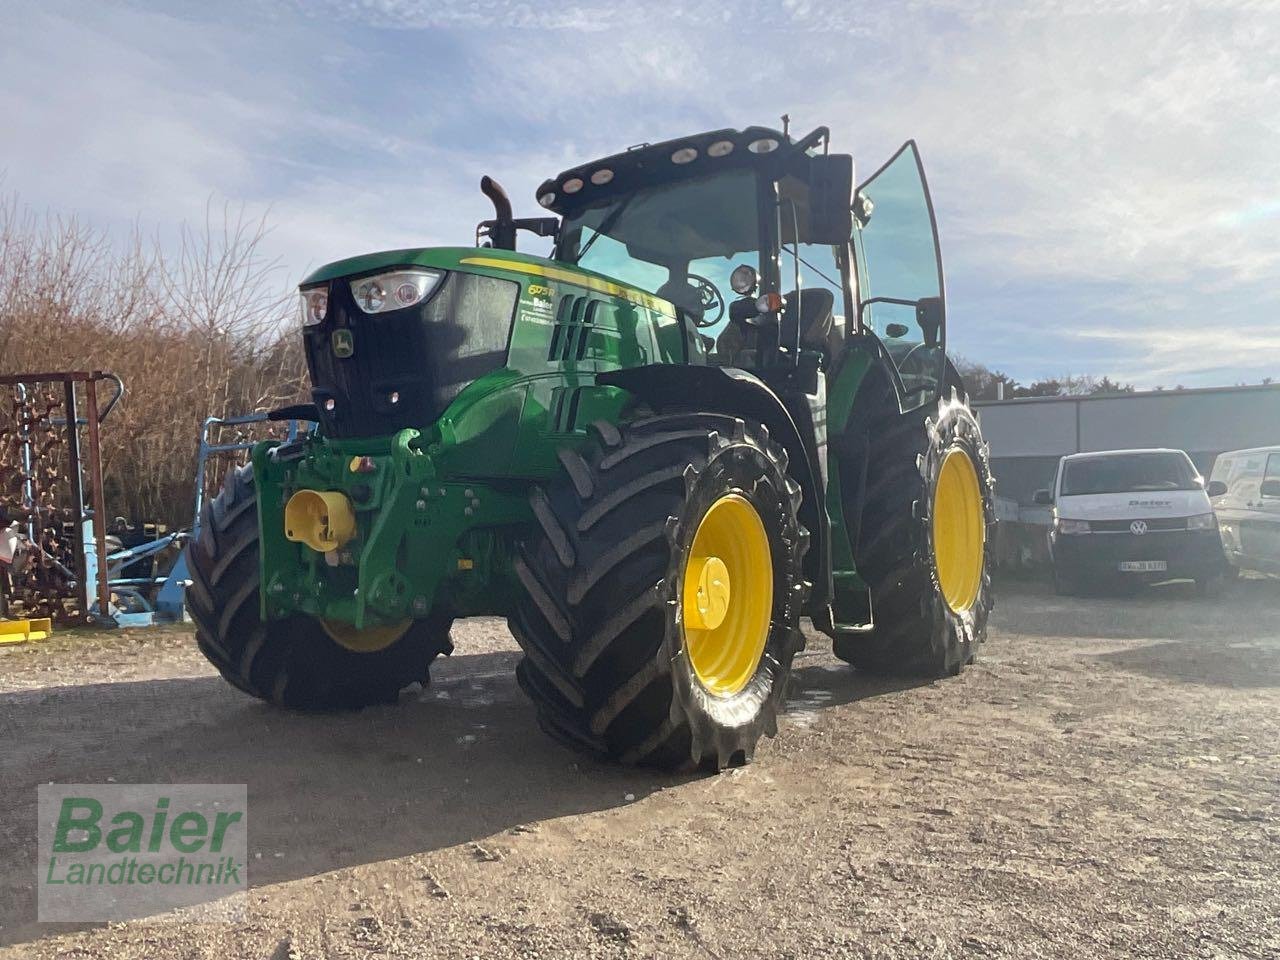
[0,192,306,527]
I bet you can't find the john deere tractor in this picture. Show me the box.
[186,124,995,770]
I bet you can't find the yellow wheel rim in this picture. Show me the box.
[932,448,985,612]
[321,618,411,653]
[681,494,773,698]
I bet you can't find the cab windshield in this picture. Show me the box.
[555,169,761,339]
[1061,452,1199,496]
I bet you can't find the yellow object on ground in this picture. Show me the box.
[933,448,985,613]
[682,494,773,697]
[0,617,53,645]
[284,489,357,553]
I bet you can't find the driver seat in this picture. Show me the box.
[782,288,835,352]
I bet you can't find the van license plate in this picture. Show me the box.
[1119,560,1167,572]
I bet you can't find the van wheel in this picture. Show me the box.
[1194,574,1226,598]
[1052,565,1077,597]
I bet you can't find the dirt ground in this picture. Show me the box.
[1,575,1278,959]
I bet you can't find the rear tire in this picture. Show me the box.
[510,414,809,770]
[185,464,452,709]
[833,389,995,676]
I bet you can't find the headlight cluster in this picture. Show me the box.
[1055,517,1090,535]
[350,268,442,315]
[300,288,328,326]
[1186,513,1216,531]
[297,268,443,325]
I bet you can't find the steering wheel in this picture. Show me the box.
[688,274,725,328]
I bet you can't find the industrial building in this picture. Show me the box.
[975,383,1280,505]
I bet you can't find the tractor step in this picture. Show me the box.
[830,622,875,638]
[0,617,53,645]
[812,604,874,639]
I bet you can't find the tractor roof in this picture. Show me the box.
[537,124,821,218]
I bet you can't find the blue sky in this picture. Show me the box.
[1,0,1277,387]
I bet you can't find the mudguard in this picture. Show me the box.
[596,364,831,610]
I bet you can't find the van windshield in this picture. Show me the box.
[1061,452,1198,496]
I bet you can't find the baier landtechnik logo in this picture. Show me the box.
[38,784,247,923]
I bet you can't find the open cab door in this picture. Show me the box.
[852,141,947,411]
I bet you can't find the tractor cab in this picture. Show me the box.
[533,127,850,381]
[522,125,950,412]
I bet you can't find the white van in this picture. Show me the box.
[1207,445,1280,576]
[1034,448,1227,595]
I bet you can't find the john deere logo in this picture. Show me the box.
[331,329,354,358]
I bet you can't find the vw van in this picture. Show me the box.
[1034,449,1226,595]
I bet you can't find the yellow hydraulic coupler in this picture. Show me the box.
[284,490,357,553]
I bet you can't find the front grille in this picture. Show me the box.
[1090,517,1187,532]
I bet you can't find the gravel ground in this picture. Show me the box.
[1,575,1277,959]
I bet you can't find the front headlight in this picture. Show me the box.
[1055,517,1090,535]
[300,287,328,326]
[350,268,442,315]
[1186,512,1216,531]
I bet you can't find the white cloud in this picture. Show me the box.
[0,0,1275,388]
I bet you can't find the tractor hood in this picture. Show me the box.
[298,246,675,441]
[301,247,527,439]
[301,246,544,287]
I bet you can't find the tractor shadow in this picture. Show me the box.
[0,643,893,948]
[786,647,930,720]
[991,575,1280,688]
[0,650,671,947]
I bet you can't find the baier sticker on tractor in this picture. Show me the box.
[520,283,555,324]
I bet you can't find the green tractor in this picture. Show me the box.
[186,124,995,770]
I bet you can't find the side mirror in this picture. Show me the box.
[1261,479,1280,498]
[884,322,909,339]
[1206,480,1228,497]
[1033,489,1053,506]
[804,153,853,245]
[916,296,943,347]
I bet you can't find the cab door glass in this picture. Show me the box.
[854,141,946,409]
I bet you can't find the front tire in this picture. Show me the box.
[510,414,809,770]
[185,465,452,709]
[834,389,995,676]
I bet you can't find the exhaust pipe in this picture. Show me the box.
[479,176,516,250]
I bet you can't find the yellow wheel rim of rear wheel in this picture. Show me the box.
[932,448,985,612]
[681,494,773,698]
[321,618,412,653]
